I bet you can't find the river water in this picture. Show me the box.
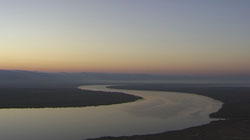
[0,85,222,140]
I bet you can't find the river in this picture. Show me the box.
[0,85,222,140]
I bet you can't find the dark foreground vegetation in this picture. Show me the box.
[88,83,250,140]
[0,87,142,108]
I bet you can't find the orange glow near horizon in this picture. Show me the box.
[1,59,249,75]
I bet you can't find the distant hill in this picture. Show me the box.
[0,70,249,87]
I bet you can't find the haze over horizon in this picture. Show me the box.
[1,0,250,75]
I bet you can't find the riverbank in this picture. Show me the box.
[87,84,250,140]
[0,87,142,108]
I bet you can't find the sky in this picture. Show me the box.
[0,0,250,75]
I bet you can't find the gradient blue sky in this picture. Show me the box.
[0,0,249,75]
